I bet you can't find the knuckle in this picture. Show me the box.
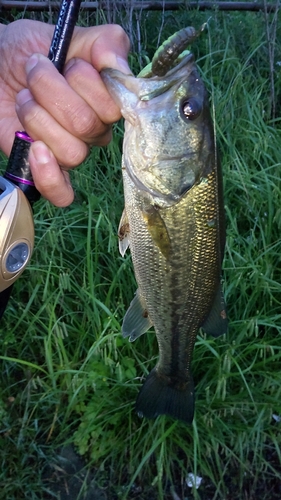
[106,104,122,124]
[91,128,112,147]
[70,105,98,138]
[64,58,84,85]
[100,99,121,124]
[110,24,130,50]
[20,101,46,129]
[60,141,89,168]
[27,65,51,92]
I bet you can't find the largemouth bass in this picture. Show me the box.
[101,26,227,424]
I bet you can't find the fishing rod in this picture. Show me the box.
[0,0,82,319]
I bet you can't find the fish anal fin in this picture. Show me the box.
[136,369,194,424]
[202,283,228,337]
[118,208,130,257]
[142,206,171,260]
[122,289,153,342]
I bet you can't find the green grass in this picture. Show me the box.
[1,6,281,500]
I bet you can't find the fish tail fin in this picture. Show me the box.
[136,369,194,424]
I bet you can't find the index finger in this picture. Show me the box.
[68,24,131,73]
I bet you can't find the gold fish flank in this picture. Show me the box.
[123,168,220,378]
[101,26,227,424]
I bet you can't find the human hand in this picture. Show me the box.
[0,20,130,206]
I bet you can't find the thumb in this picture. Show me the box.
[29,141,74,207]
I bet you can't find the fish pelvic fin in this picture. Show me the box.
[122,289,153,342]
[136,369,194,424]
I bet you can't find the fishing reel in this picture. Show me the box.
[0,176,34,292]
[0,130,40,294]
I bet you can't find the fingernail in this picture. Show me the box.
[116,56,131,74]
[26,54,41,73]
[31,141,53,165]
[16,88,33,107]
[26,53,49,74]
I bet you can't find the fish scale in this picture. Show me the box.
[122,164,220,379]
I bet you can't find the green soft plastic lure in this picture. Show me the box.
[138,24,206,78]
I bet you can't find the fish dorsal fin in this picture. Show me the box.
[201,283,228,337]
[118,208,130,257]
[122,289,153,342]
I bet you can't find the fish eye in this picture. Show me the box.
[180,98,201,120]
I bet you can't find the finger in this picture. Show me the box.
[16,88,95,168]
[69,24,131,73]
[29,141,74,207]
[25,54,114,141]
[64,57,122,124]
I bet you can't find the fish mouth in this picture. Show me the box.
[101,49,202,207]
[138,53,195,101]
[101,52,195,110]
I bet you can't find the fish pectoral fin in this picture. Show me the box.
[201,283,228,337]
[142,205,171,260]
[122,289,153,342]
[118,208,130,257]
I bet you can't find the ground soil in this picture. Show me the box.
[43,445,281,500]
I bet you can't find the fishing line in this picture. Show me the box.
[206,18,218,166]
[207,20,221,216]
